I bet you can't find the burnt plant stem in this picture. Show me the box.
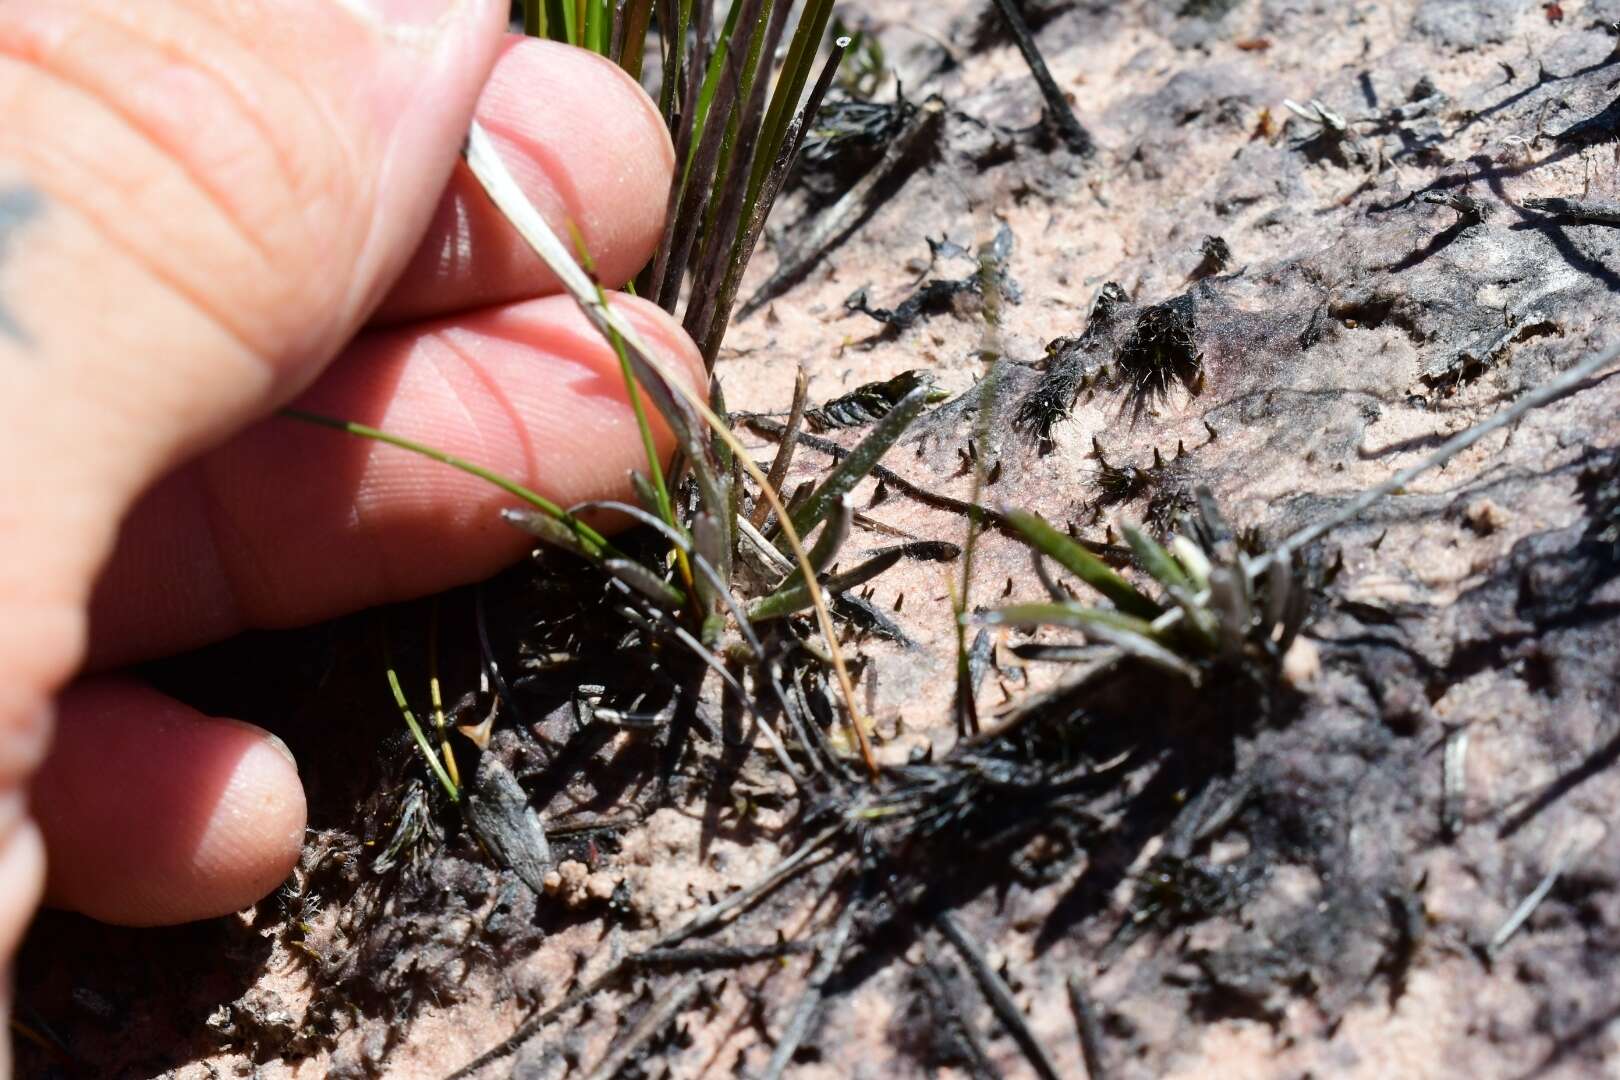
[1066,973,1111,1080]
[1522,195,1620,224]
[989,0,1094,156]
[661,828,843,948]
[754,366,809,527]
[632,940,816,968]
[937,911,1063,1080]
[739,97,945,319]
[920,958,1001,1080]
[761,896,859,1080]
[738,413,1014,531]
[581,977,700,1080]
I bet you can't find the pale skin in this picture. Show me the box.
[0,1,705,1070]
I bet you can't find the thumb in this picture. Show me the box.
[0,0,505,1066]
[0,0,508,731]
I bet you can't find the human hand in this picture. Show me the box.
[0,1,702,1065]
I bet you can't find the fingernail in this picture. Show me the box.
[341,0,467,31]
[263,733,298,770]
[216,717,299,772]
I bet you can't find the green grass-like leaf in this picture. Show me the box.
[976,604,1201,683]
[387,666,461,802]
[783,380,933,544]
[1004,510,1162,620]
[281,409,613,559]
[747,547,903,622]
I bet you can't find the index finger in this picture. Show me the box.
[371,36,674,325]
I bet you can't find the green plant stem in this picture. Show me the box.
[426,597,461,790]
[462,120,878,776]
[387,667,460,802]
[280,408,613,558]
[605,301,674,530]
[1005,509,1161,620]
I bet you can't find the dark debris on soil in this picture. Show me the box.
[18,2,1620,1079]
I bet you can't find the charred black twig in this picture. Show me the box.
[831,591,914,644]
[1420,309,1561,391]
[1066,974,1111,1080]
[797,92,918,203]
[846,224,1020,337]
[1420,190,1494,227]
[1261,339,1620,572]
[473,582,520,734]
[1375,882,1426,1006]
[753,367,809,527]
[919,958,1001,1080]
[936,911,1063,1080]
[444,962,630,1078]
[1120,854,1244,946]
[1552,93,1620,145]
[580,977,700,1080]
[1521,194,1620,225]
[442,835,845,1079]
[662,828,844,949]
[988,0,1095,157]
[740,97,946,319]
[845,278,977,330]
[760,897,859,1080]
[738,413,1014,532]
[632,940,816,969]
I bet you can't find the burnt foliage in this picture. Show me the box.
[845,224,1022,335]
[796,92,918,204]
[1117,292,1204,414]
[1013,281,1128,445]
[806,370,941,431]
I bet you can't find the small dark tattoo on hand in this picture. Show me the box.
[0,186,43,345]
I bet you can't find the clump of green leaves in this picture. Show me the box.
[520,0,850,369]
[981,488,1309,686]
[288,11,942,780]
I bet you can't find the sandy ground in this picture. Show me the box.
[16,1,1620,1077]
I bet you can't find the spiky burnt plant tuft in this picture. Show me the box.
[1013,281,1127,445]
[1117,292,1203,414]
